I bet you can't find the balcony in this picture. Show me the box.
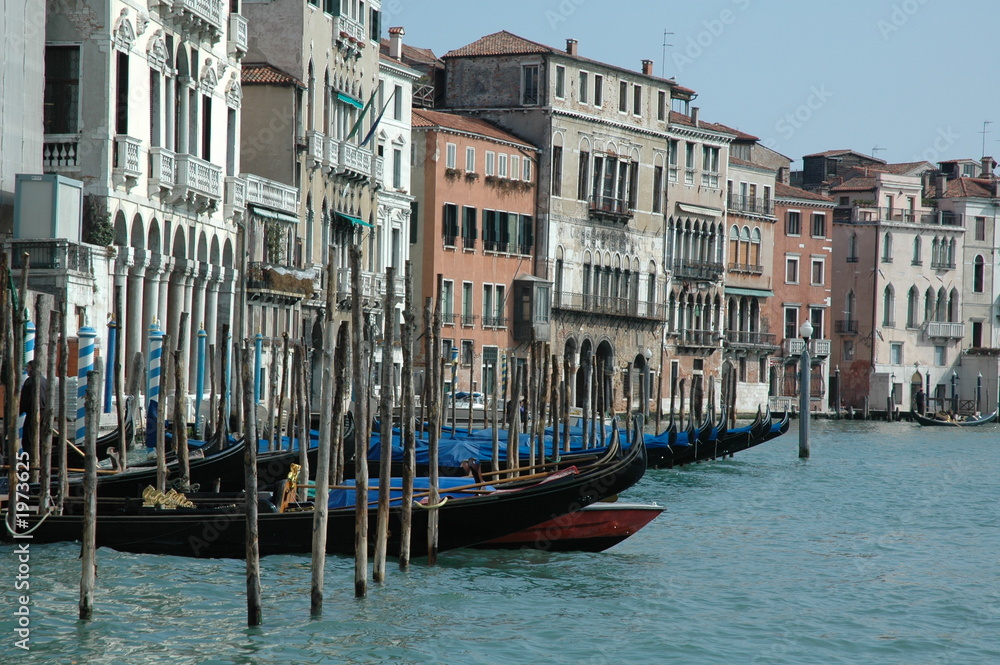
[727,261,764,275]
[43,134,81,174]
[588,196,633,224]
[784,338,831,357]
[148,147,176,194]
[833,205,937,225]
[927,322,965,339]
[335,267,385,305]
[175,153,223,210]
[552,290,665,321]
[246,262,319,302]
[725,330,777,350]
[461,313,477,327]
[338,141,373,180]
[228,13,248,58]
[113,135,143,181]
[324,136,340,172]
[374,155,385,188]
[672,258,725,282]
[482,315,508,329]
[676,329,720,349]
[304,130,324,167]
[9,239,93,274]
[224,175,246,221]
[930,259,957,270]
[727,194,775,217]
[244,173,298,216]
[835,320,858,334]
[166,0,224,42]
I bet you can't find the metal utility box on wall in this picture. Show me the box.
[512,274,552,342]
[13,174,83,242]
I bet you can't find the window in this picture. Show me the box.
[934,345,945,366]
[652,165,664,213]
[579,71,589,104]
[551,146,563,196]
[482,284,494,326]
[912,236,922,265]
[907,287,919,328]
[442,203,459,245]
[593,74,603,106]
[976,216,986,241]
[811,258,824,285]
[482,210,499,251]
[465,146,475,173]
[115,50,129,135]
[785,257,799,284]
[618,81,628,112]
[684,143,695,185]
[523,157,532,181]
[392,148,402,189]
[511,155,521,181]
[784,308,798,340]
[461,339,474,365]
[495,285,506,326]
[890,342,903,365]
[201,96,212,159]
[578,151,590,200]
[667,140,678,182]
[843,340,855,361]
[445,142,457,169]
[811,213,826,238]
[498,153,508,178]
[555,65,566,98]
[633,84,642,115]
[44,45,81,134]
[409,201,419,244]
[848,232,859,262]
[521,64,539,105]
[974,255,985,292]
[482,346,498,395]
[462,283,474,326]
[810,308,824,338]
[393,84,402,120]
[517,214,533,254]
[882,232,893,263]
[370,7,380,40]
[786,211,801,235]
[657,90,667,121]
[485,151,495,176]
[701,146,719,187]
[441,280,454,320]
[461,206,477,249]
[882,285,895,326]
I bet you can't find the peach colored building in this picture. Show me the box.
[411,109,539,397]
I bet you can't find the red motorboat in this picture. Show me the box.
[476,501,662,553]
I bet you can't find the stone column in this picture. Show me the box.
[188,260,207,372]
[157,256,173,334]
[204,265,221,348]
[127,250,148,369]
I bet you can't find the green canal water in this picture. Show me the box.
[3,419,1000,664]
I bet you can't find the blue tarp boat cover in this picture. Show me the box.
[328,476,494,508]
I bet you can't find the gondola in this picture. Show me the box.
[5,417,648,559]
[910,409,998,427]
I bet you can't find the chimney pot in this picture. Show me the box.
[566,38,578,56]
[642,59,654,76]
[389,26,405,61]
[982,156,995,178]
[936,174,947,198]
[691,106,700,127]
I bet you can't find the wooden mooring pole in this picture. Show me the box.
[79,359,102,621]
[310,277,337,615]
[374,265,396,583]
[350,246,369,596]
[242,341,262,627]
[398,260,416,570]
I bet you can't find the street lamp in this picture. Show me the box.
[643,347,653,420]
[977,371,983,414]
[798,320,813,458]
[890,372,896,421]
[951,369,958,414]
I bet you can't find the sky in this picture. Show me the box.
[382,0,1000,168]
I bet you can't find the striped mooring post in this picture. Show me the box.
[17,318,36,439]
[253,331,263,404]
[195,325,207,436]
[75,326,98,443]
[104,317,117,414]
[147,321,164,414]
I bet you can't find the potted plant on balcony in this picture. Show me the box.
[82,195,114,246]
[445,167,462,180]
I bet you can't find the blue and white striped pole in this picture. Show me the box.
[224,328,233,423]
[104,317,117,414]
[147,321,164,414]
[253,331,263,403]
[17,318,35,440]
[76,326,98,443]
[195,325,207,436]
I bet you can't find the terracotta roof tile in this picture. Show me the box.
[830,176,877,192]
[775,182,834,202]
[241,63,305,88]
[443,30,555,58]
[379,39,444,69]
[803,149,886,163]
[729,156,775,172]
[412,109,537,149]
[941,177,995,198]
[669,111,736,136]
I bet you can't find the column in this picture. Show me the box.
[188,260,207,373]
[204,267,221,349]
[181,261,196,375]
[165,73,176,151]
[127,253,148,371]
[177,77,190,154]
[157,256,173,333]
[167,259,185,350]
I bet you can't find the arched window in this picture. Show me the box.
[936,287,947,321]
[912,236,922,265]
[931,237,939,266]
[974,255,985,293]
[848,232,858,261]
[882,284,895,326]
[924,287,935,322]
[948,288,959,322]
[729,225,739,267]
[907,286,919,328]
[846,290,856,322]
[949,238,957,267]
[739,226,751,265]
[882,232,893,262]
[750,227,762,268]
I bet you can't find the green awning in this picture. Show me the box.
[337,212,374,228]
[250,206,299,224]
[337,92,363,109]
[725,286,774,298]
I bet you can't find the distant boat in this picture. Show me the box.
[911,409,998,427]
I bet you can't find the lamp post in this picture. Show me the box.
[798,319,813,458]
[951,370,958,414]
[977,372,983,414]
[834,364,841,419]
[889,372,895,422]
[643,347,653,419]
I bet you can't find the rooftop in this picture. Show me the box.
[775,182,834,202]
[241,63,305,88]
[412,109,537,149]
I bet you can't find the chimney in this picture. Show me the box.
[389,26,404,61]
[777,166,790,185]
[641,59,654,76]
[691,106,700,127]
[936,174,947,198]
[982,156,995,178]
[566,38,578,56]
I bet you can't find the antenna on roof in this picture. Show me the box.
[661,30,674,78]
[981,120,993,159]
[872,146,885,159]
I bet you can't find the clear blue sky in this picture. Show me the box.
[383,0,999,168]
